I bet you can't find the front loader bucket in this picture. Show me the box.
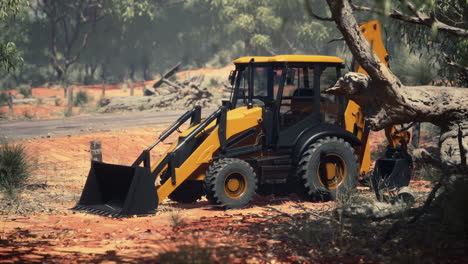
[73,161,158,217]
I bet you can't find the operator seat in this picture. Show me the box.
[291,88,314,116]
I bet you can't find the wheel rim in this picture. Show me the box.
[317,154,347,189]
[224,172,247,199]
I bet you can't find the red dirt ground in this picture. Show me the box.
[0,124,436,263]
[0,126,341,263]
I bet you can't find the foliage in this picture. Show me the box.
[0,42,21,72]
[22,111,33,119]
[169,211,185,228]
[18,84,30,98]
[0,0,27,72]
[1,0,463,89]
[96,97,110,108]
[0,138,31,199]
[352,0,467,86]
[63,108,73,117]
[73,90,91,107]
[390,47,437,85]
[0,91,9,106]
[0,0,345,89]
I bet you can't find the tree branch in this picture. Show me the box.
[351,2,468,38]
[304,0,334,21]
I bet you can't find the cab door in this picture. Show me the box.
[275,64,321,149]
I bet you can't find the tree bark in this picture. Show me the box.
[325,0,468,166]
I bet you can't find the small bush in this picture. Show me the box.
[97,97,110,107]
[208,78,219,87]
[23,112,33,119]
[73,90,90,107]
[18,85,31,98]
[63,108,73,117]
[54,98,61,106]
[36,98,43,105]
[0,92,9,106]
[0,139,32,199]
[169,211,185,228]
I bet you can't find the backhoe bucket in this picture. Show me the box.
[371,157,412,202]
[73,161,158,217]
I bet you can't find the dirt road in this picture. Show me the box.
[0,109,215,140]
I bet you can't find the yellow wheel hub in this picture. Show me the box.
[224,172,247,199]
[317,154,347,189]
[227,178,240,192]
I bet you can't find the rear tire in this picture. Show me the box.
[204,158,257,209]
[297,136,359,200]
[160,170,204,203]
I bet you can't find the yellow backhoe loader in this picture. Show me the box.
[73,21,413,216]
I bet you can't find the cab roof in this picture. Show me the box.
[233,55,344,64]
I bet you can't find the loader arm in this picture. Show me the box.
[73,105,262,216]
[155,106,263,203]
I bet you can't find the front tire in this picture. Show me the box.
[204,158,257,209]
[297,136,359,200]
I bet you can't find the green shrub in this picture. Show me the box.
[0,139,32,199]
[63,108,73,117]
[0,92,9,106]
[208,78,219,87]
[18,85,31,98]
[54,98,61,106]
[73,90,90,106]
[97,97,109,107]
[391,48,437,86]
[23,112,33,119]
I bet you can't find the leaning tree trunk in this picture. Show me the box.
[325,0,468,167]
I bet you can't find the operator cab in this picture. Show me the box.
[229,55,346,150]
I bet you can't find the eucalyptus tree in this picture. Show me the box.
[0,0,27,72]
[338,0,466,86]
[31,0,158,85]
[308,0,467,167]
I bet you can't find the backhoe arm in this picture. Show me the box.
[345,20,411,178]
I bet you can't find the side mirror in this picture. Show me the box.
[228,70,236,86]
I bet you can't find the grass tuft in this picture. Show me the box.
[63,108,73,117]
[73,90,91,107]
[0,138,32,199]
